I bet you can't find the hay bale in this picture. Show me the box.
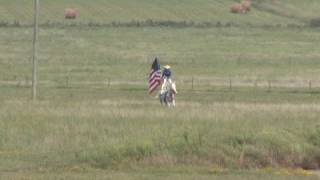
[230,0,252,14]
[242,0,252,12]
[65,8,78,19]
[230,3,245,14]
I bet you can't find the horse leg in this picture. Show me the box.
[164,92,169,106]
[172,94,176,107]
[159,94,164,105]
[166,99,171,108]
[159,94,163,105]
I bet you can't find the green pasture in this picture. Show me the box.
[1,86,320,179]
[1,0,320,179]
[1,0,319,25]
[2,27,320,84]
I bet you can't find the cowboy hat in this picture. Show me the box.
[164,65,171,69]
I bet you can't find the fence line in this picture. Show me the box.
[1,78,319,92]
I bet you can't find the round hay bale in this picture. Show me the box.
[230,3,244,14]
[65,8,78,19]
[242,0,252,12]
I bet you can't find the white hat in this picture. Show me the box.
[164,65,171,69]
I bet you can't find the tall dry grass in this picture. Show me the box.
[1,97,319,170]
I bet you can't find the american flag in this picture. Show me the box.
[149,58,161,94]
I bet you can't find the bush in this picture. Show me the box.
[309,126,320,147]
[310,18,320,27]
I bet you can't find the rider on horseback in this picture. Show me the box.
[159,65,174,105]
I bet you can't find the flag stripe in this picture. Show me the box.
[148,58,161,94]
[149,73,161,84]
[149,78,160,88]
[149,73,161,89]
[149,72,160,83]
[149,80,161,93]
[149,81,159,90]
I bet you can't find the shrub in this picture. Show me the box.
[310,18,320,27]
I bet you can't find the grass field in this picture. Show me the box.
[2,27,320,84]
[1,0,320,179]
[2,0,318,25]
[1,87,320,180]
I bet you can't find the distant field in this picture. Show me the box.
[1,0,319,25]
[1,0,320,179]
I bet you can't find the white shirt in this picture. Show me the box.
[160,77,172,94]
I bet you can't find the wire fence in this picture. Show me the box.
[2,76,320,93]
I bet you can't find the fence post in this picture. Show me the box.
[191,76,194,90]
[25,76,29,87]
[66,76,69,88]
[17,79,22,88]
[229,78,232,91]
[268,80,271,92]
[309,80,312,91]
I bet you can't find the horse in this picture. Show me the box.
[159,81,178,107]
